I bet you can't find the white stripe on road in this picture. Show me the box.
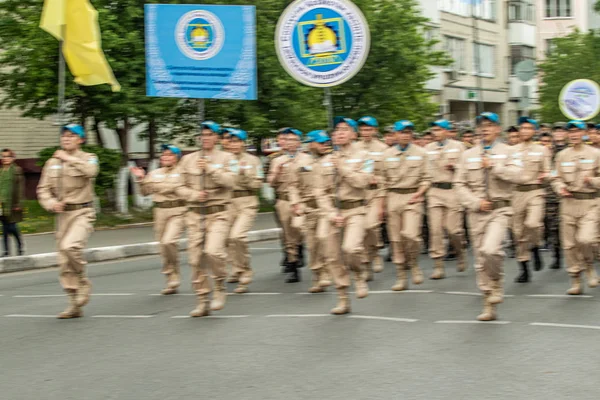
[5,314,56,318]
[13,293,135,298]
[527,294,593,299]
[356,290,434,294]
[443,291,515,298]
[171,315,250,319]
[435,320,511,325]
[530,322,600,330]
[348,315,418,323]
[248,247,281,250]
[266,314,330,318]
[92,315,154,319]
[148,292,282,297]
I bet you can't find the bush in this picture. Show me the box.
[37,145,121,199]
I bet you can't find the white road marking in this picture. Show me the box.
[530,322,600,330]
[92,315,154,319]
[265,314,331,318]
[171,315,250,319]
[13,293,135,298]
[5,314,56,318]
[348,315,418,323]
[230,292,282,296]
[444,291,482,296]
[356,290,434,294]
[527,294,593,299]
[435,320,511,325]
[248,247,280,250]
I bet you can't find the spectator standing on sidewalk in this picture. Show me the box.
[0,148,24,257]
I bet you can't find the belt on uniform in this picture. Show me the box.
[389,188,418,194]
[570,192,598,200]
[188,205,226,215]
[304,199,318,209]
[515,184,544,192]
[368,183,378,190]
[491,200,511,210]
[339,200,364,210]
[64,202,93,212]
[233,190,256,198]
[432,182,453,190]
[276,193,290,201]
[155,200,186,208]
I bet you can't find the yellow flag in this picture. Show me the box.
[40,0,121,92]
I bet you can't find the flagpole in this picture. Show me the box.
[57,35,66,139]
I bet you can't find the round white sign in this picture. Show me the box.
[559,79,600,121]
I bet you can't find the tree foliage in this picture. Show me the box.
[0,0,448,153]
[538,30,600,123]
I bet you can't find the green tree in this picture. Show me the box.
[538,30,600,122]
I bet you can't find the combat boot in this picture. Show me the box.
[391,267,408,291]
[285,264,301,283]
[364,264,374,282]
[430,259,445,280]
[477,295,497,321]
[318,269,332,288]
[57,292,83,319]
[456,252,466,272]
[515,261,530,283]
[354,271,369,299]
[373,255,384,273]
[532,247,544,271]
[239,270,253,285]
[234,283,248,294]
[550,247,561,269]
[566,274,582,295]
[226,273,241,283]
[331,288,351,315]
[585,265,598,288]
[161,287,178,295]
[410,263,424,285]
[308,272,325,293]
[75,278,92,307]
[210,280,228,311]
[190,295,211,317]
[488,279,504,304]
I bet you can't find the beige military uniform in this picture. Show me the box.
[552,145,600,293]
[510,142,551,262]
[454,141,520,320]
[138,166,186,294]
[357,138,388,273]
[227,152,264,293]
[289,153,331,292]
[37,150,99,317]
[425,139,465,272]
[268,151,312,266]
[382,144,431,289]
[177,149,235,315]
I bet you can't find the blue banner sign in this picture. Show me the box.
[145,4,257,100]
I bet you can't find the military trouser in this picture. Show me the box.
[187,209,231,296]
[57,207,95,293]
[275,199,301,264]
[326,207,366,289]
[154,207,186,288]
[363,192,382,263]
[303,207,328,273]
[386,193,423,268]
[512,189,545,262]
[467,206,512,294]
[427,187,464,260]
[228,196,259,277]
[560,198,598,276]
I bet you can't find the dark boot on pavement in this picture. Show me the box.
[515,261,530,283]
[532,247,544,271]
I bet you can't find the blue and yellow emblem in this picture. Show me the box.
[176,10,225,61]
[186,19,214,52]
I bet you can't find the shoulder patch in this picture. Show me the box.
[561,162,575,167]
[362,159,374,173]
[406,156,422,161]
[50,165,63,170]
[467,157,482,163]
[88,156,98,164]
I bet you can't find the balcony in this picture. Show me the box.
[509,22,537,47]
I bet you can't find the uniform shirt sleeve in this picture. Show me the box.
[587,151,600,189]
[267,157,283,188]
[490,149,521,183]
[36,160,59,212]
[550,152,566,194]
[69,153,99,178]
[175,156,202,200]
[139,171,155,197]
[206,153,236,189]
[288,164,302,207]
[453,153,482,212]
[338,152,371,189]
[418,151,432,192]
[237,157,264,191]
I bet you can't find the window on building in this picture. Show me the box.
[510,45,535,74]
[509,0,535,22]
[545,38,557,55]
[438,0,496,21]
[445,36,466,72]
[473,43,495,76]
[545,0,572,18]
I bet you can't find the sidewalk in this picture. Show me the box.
[0,212,281,274]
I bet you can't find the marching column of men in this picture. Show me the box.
[40,114,600,321]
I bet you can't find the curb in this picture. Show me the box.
[0,228,282,274]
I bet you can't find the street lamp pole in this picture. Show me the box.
[472,0,484,115]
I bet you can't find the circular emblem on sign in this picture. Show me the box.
[275,0,370,88]
[559,79,600,121]
[175,10,225,61]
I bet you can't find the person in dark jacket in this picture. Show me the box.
[0,149,24,256]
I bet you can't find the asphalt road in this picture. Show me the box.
[1,243,599,400]
[18,212,278,255]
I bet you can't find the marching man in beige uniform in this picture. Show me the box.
[322,117,372,314]
[454,112,520,321]
[357,116,387,278]
[511,117,551,283]
[552,120,600,295]
[425,119,466,279]
[226,129,264,294]
[131,145,186,295]
[381,120,431,291]
[37,124,99,319]
[177,121,236,317]
[268,128,311,283]
[289,130,332,293]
